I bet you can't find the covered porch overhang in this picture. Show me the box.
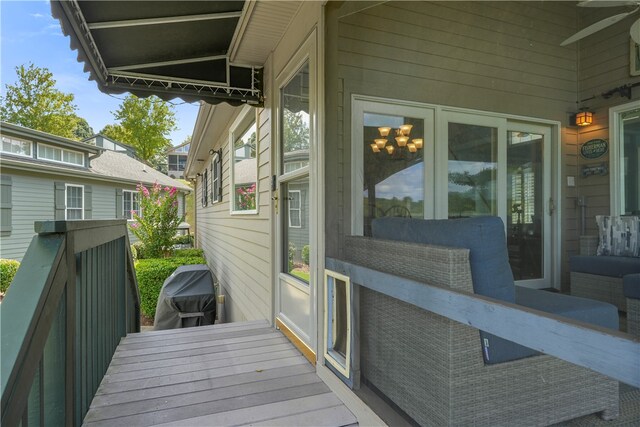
[51,0,264,106]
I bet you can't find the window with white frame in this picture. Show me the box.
[288,190,302,228]
[38,144,85,166]
[65,184,83,220]
[210,151,221,203]
[230,107,258,213]
[1,136,32,157]
[614,105,640,215]
[123,190,140,219]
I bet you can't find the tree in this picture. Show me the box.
[74,117,94,140]
[283,109,309,152]
[102,95,177,164]
[0,63,81,139]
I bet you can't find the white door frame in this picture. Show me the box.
[273,29,319,353]
[609,100,640,216]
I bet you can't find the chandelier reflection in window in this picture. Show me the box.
[370,124,423,156]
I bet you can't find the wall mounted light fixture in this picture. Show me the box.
[574,109,594,126]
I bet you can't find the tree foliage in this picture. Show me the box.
[102,95,177,163]
[0,63,83,139]
[74,117,94,140]
[283,109,309,152]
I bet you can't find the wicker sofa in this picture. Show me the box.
[624,274,640,337]
[570,235,640,312]
[345,217,619,426]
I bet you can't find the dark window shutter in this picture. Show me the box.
[1,175,13,233]
[84,185,92,219]
[115,188,123,219]
[217,153,223,202]
[210,161,215,201]
[54,181,66,220]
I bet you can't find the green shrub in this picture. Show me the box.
[0,259,20,294]
[302,245,310,266]
[173,248,203,258]
[135,256,206,320]
[173,234,194,245]
[132,242,147,259]
[288,242,296,271]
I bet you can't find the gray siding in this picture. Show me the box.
[325,1,582,289]
[195,67,273,322]
[576,6,639,234]
[92,184,119,219]
[0,172,55,261]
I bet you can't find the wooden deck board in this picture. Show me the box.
[83,321,357,427]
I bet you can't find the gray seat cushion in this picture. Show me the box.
[371,216,538,364]
[623,274,640,299]
[516,287,619,330]
[570,255,640,278]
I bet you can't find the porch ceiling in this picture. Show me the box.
[51,0,263,106]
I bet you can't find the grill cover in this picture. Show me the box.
[153,264,216,330]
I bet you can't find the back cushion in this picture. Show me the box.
[372,216,538,364]
[596,215,640,257]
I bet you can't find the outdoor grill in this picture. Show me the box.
[153,264,216,330]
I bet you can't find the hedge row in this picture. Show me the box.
[131,244,202,260]
[0,259,20,294]
[135,256,206,320]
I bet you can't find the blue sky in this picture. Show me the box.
[0,1,198,146]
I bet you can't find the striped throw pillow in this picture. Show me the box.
[596,215,640,257]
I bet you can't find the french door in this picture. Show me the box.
[352,99,556,289]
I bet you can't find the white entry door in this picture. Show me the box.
[274,32,317,359]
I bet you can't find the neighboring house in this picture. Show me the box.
[52,0,639,423]
[166,141,189,179]
[0,122,191,261]
[83,133,138,158]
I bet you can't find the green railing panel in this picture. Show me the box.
[1,220,140,427]
[43,290,66,426]
[26,363,41,427]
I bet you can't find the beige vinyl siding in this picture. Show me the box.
[577,7,637,235]
[325,1,580,288]
[195,59,273,323]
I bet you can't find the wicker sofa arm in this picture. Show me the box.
[579,235,598,256]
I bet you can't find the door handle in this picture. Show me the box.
[548,197,555,216]
[272,190,278,214]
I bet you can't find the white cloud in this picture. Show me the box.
[30,13,45,19]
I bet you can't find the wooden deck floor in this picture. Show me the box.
[82,320,358,426]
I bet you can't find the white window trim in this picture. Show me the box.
[210,152,221,204]
[65,184,84,220]
[610,100,640,216]
[38,143,85,167]
[288,190,302,228]
[229,104,259,215]
[123,190,141,220]
[1,136,33,158]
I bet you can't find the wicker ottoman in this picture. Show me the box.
[623,274,640,337]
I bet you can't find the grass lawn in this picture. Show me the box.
[291,269,310,282]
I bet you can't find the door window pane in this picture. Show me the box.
[284,178,309,283]
[448,123,497,218]
[232,122,257,212]
[507,131,543,280]
[362,113,424,236]
[622,108,640,214]
[281,63,310,174]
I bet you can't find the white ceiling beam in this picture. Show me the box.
[228,0,256,63]
[108,55,227,72]
[87,11,242,30]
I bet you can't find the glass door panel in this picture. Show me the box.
[621,108,640,214]
[507,131,544,281]
[283,178,309,282]
[362,113,425,236]
[448,123,498,218]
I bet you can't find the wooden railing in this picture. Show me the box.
[1,220,140,426]
[326,256,640,388]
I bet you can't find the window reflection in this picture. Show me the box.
[448,123,497,218]
[282,63,310,174]
[362,113,424,236]
[622,109,640,214]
